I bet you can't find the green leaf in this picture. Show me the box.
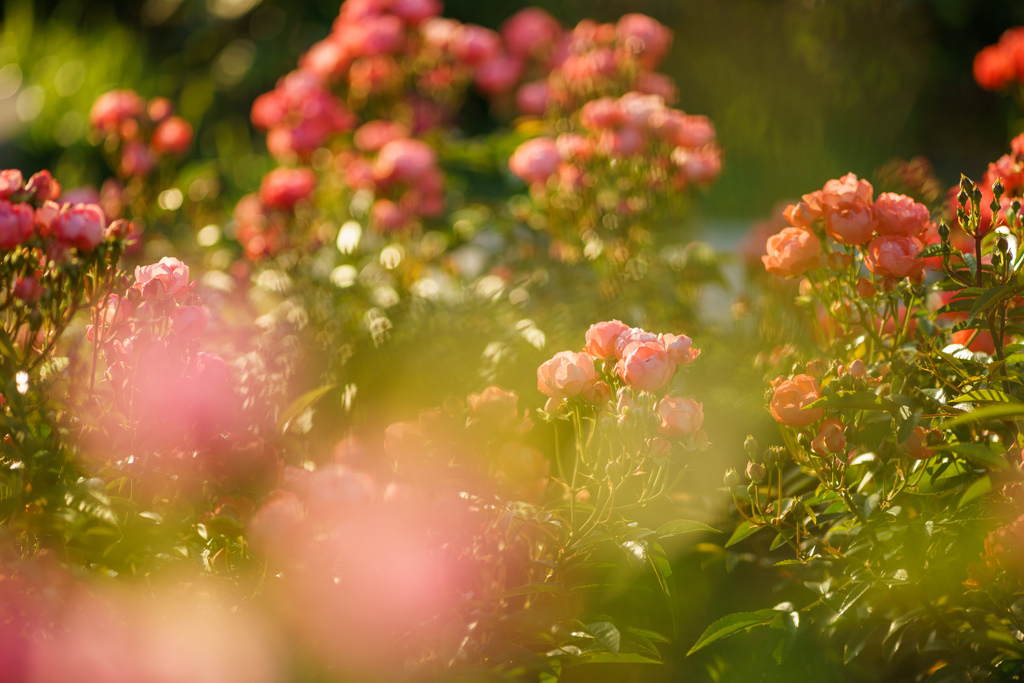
[587,622,621,656]
[581,652,663,665]
[936,443,1008,470]
[950,389,1021,404]
[686,609,779,656]
[656,519,720,538]
[647,541,679,636]
[959,476,992,508]
[936,404,1024,430]
[920,243,951,259]
[807,391,886,411]
[967,285,1017,324]
[496,583,563,599]
[725,520,766,547]
[275,384,336,435]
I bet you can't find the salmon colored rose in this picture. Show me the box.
[811,418,846,455]
[770,374,823,426]
[874,192,931,238]
[863,234,924,280]
[657,395,704,437]
[134,256,193,301]
[585,320,630,359]
[825,204,876,245]
[616,340,674,392]
[537,350,599,399]
[659,332,700,365]
[819,173,873,212]
[509,137,560,186]
[762,227,821,278]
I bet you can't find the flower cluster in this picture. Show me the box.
[763,173,933,283]
[538,319,706,449]
[973,27,1024,92]
[85,256,279,495]
[90,90,193,178]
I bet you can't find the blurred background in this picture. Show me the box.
[2,0,1024,221]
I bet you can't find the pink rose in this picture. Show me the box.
[616,340,674,392]
[501,8,561,61]
[761,227,821,277]
[579,98,624,131]
[537,350,599,399]
[658,333,700,365]
[819,173,873,212]
[783,200,822,228]
[151,116,193,155]
[873,192,931,237]
[259,167,316,211]
[585,319,630,358]
[617,91,665,129]
[370,199,409,231]
[637,71,678,102]
[119,141,156,177]
[450,24,502,66]
[89,89,145,133]
[170,305,211,338]
[0,200,33,250]
[824,204,876,245]
[509,137,560,186]
[474,55,524,96]
[467,386,520,429]
[374,138,437,183]
[769,374,823,427]
[657,395,704,437]
[133,256,193,301]
[516,81,552,116]
[0,169,23,200]
[25,170,61,202]
[555,133,594,162]
[616,14,672,68]
[672,146,722,184]
[392,0,441,24]
[353,120,410,153]
[863,234,924,280]
[356,14,405,55]
[597,127,644,158]
[56,203,105,251]
[669,115,715,148]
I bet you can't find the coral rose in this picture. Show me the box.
[873,192,930,237]
[974,44,1016,91]
[824,204,876,245]
[659,333,700,365]
[811,418,846,455]
[761,227,821,277]
[151,116,193,155]
[616,340,674,392]
[537,350,599,399]
[374,139,437,183]
[657,396,704,437]
[585,320,630,359]
[819,173,873,212]
[863,234,924,280]
[769,374,823,426]
[501,8,561,61]
[259,167,316,211]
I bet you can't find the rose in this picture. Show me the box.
[974,44,1016,91]
[616,13,672,68]
[259,168,317,211]
[450,24,502,65]
[659,332,700,365]
[769,374,823,426]
[585,320,629,359]
[579,98,624,131]
[783,199,822,227]
[617,92,665,129]
[133,257,193,301]
[501,8,561,60]
[25,170,61,202]
[811,418,846,455]
[657,395,704,437]
[516,81,552,116]
[474,55,524,96]
[467,386,520,430]
[537,350,599,399]
[616,340,674,392]
[56,203,105,251]
[370,199,409,231]
[0,200,33,250]
[0,169,23,199]
[353,121,410,153]
[863,234,924,280]
[509,137,560,186]
[151,116,193,155]
[170,305,211,338]
[614,326,659,356]
[873,192,930,237]
[819,173,873,212]
[374,139,437,183]
[824,204,876,245]
[555,133,594,162]
[89,89,145,134]
[761,227,821,277]
[901,426,933,460]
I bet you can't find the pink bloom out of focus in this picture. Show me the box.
[133,256,193,301]
[657,395,704,437]
[56,203,106,251]
[151,116,193,155]
[509,137,560,186]
[259,167,317,211]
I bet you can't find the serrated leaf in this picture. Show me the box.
[936,443,1008,470]
[807,391,886,411]
[937,404,1024,429]
[687,609,779,656]
[967,285,1017,324]
[950,389,1021,404]
[656,519,720,538]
